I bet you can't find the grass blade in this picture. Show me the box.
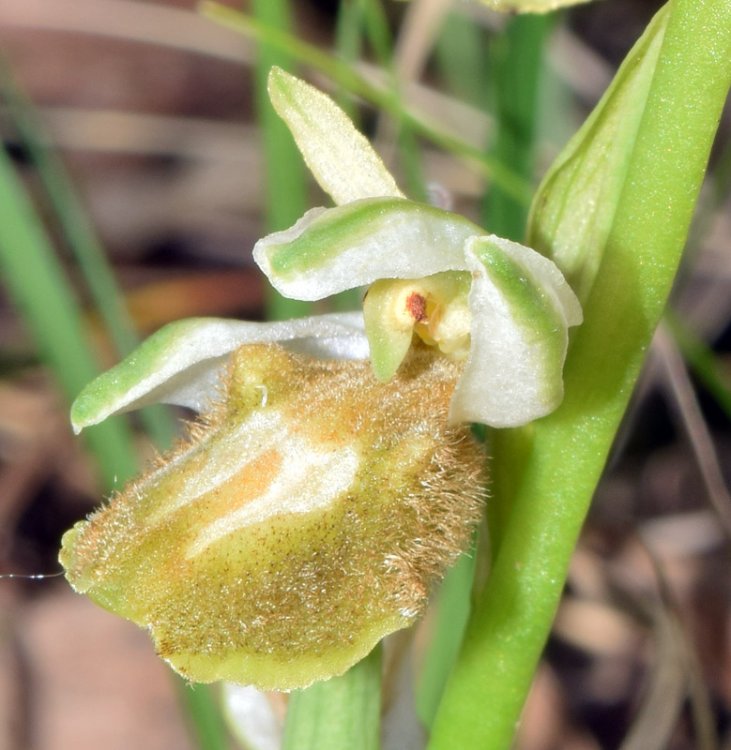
[0,62,176,449]
[483,14,551,241]
[178,683,230,750]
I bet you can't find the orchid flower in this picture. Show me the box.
[60,68,581,691]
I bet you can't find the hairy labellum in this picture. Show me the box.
[60,344,486,690]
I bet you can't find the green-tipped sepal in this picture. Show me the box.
[70,313,368,433]
[449,236,582,427]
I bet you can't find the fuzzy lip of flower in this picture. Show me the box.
[70,312,368,434]
[252,68,583,429]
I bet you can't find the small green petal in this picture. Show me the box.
[268,67,403,206]
[362,279,418,381]
[253,197,480,301]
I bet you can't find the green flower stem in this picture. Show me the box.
[282,644,382,750]
[251,0,310,321]
[428,2,731,748]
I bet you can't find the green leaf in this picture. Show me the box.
[428,1,731,748]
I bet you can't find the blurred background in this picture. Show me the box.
[0,0,730,748]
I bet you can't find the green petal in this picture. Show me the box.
[362,279,416,381]
[253,197,481,301]
[450,236,581,427]
[268,67,403,206]
[70,313,368,433]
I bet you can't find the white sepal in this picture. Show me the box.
[70,313,368,433]
[253,197,479,301]
[449,236,580,427]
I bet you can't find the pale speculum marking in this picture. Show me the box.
[145,410,285,526]
[184,419,360,559]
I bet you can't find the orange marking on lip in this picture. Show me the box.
[204,449,283,517]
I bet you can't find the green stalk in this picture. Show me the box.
[251,0,310,320]
[428,1,731,748]
[282,644,382,750]
[0,146,137,489]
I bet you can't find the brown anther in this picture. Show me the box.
[406,293,427,322]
